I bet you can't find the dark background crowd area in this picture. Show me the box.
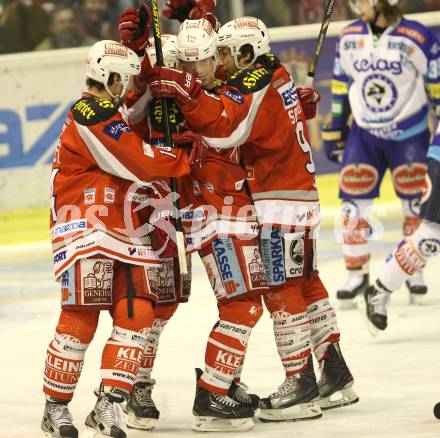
[0,0,439,55]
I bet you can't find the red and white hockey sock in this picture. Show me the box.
[43,332,89,401]
[101,326,149,395]
[136,318,169,383]
[271,311,312,376]
[136,304,178,383]
[307,298,340,362]
[200,320,252,395]
[377,221,440,291]
[402,199,422,237]
[341,199,372,270]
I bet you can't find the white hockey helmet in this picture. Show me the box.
[176,18,218,62]
[145,34,179,68]
[217,17,271,69]
[349,0,399,15]
[86,40,141,100]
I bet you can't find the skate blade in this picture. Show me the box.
[338,299,357,311]
[356,295,380,337]
[257,401,322,422]
[191,416,254,432]
[81,426,127,438]
[80,427,105,438]
[126,412,156,431]
[318,386,359,410]
[409,294,424,306]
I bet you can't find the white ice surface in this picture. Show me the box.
[1,225,440,438]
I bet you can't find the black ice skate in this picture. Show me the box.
[317,343,359,410]
[257,357,322,422]
[359,282,391,336]
[85,388,127,438]
[191,368,255,432]
[405,271,428,305]
[41,397,78,438]
[228,381,260,410]
[126,380,160,430]
[337,272,369,309]
[433,401,440,419]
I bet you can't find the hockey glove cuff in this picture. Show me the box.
[119,4,152,56]
[149,66,202,107]
[322,124,349,164]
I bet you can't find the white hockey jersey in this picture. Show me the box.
[331,17,440,140]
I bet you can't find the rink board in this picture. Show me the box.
[0,13,438,212]
[0,171,402,245]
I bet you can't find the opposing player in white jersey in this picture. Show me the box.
[322,0,440,307]
[361,123,440,334]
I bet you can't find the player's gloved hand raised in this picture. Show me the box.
[133,52,154,94]
[119,4,151,55]
[297,87,321,120]
[149,66,202,106]
[322,124,349,164]
[173,131,205,166]
[163,0,219,30]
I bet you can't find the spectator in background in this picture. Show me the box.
[422,0,440,11]
[242,0,352,27]
[35,5,97,50]
[293,0,351,25]
[0,0,48,53]
[77,0,114,40]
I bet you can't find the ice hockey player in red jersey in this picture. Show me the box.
[118,7,266,431]
[41,40,192,438]
[149,13,359,422]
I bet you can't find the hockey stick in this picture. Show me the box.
[150,0,188,274]
[304,0,336,87]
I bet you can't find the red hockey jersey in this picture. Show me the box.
[123,89,258,253]
[180,58,320,231]
[50,94,191,278]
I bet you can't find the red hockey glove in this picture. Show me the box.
[173,131,205,166]
[322,123,348,164]
[119,4,151,55]
[149,66,202,107]
[163,0,218,29]
[133,53,154,94]
[297,87,321,120]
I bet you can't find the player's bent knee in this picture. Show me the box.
[56,309,99,343]
[263,284,307,315]
[218,297,263,328]
[154,302,179,320]
[113,297,155,333]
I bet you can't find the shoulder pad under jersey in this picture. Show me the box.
[149,98,185,134]
[71,96,118,126]
[227,66,272,95]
